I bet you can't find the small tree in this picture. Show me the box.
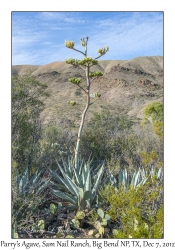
[12,74,50,175]
[142,102,163,140]
[64,37,109,167]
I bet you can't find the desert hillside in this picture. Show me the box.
[12,56,163,127]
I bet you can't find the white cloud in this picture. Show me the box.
[38,12,86,24]
[12,12,163,65]
[85,13,163,59]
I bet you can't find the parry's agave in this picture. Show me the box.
[106,166,163,191]
[12,167,50,230]
[49,157,104,209]
[15,167,49,195]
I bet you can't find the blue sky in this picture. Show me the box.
[12,11,163,65]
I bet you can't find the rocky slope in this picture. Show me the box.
[12,56,163,127]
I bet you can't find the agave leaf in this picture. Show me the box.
[49,168,66,187]
[137,177,147,187]
[92,165,104,201]
[122,169,126,184]
[73,167,83,187]
[84,169,91,192]
[82,165,89,185]
[78,159,84,175]
[49,181,68,192]
[55,164,78,195]
[123,168,128,185]
[86,161,92,172]
[130,171,136,186]
[79,188,84,198]
[93,163,103,176]
[55,159,67,177]
[118,169,123,185]
[88,156,94,167]
[63,174,79,197]
[67,159,73,178]
[15,170,20,190]
[150,166,155,177]
[131,170,140,187]
[142,177,147,185]
[142,168,147,179]
[66,205,79,211]
[86,200,91,208]
[83,164,88,181]
[52,189,78,205]
[139,170,145,183]
[36,180,50,194]
[157,168,163,179]
[49,168,61,182]
[29,170,42,188]
[57,158,75,181]
[109,172,118,191]
[82,168,85,185]
[91,164,102,180]
[62,158,72,179]
[19,167,28,193]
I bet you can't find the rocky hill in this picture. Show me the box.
[12,56,163,127]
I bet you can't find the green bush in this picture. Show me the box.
[80,111,133,163]
[12,167,49,236]
[39,124,71,167]
[100,177,163,238]
[89,110,133,131]
[12,74,50,175]
[142,102,163,139]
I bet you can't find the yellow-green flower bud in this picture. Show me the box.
[65,41,74,49]
[95,92,101,98]
[69,101,76,106]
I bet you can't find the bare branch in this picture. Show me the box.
[90,76,98,83]
[72,47,86,56]
[78,65,86,71]
[95,54,104,60]
[77,84,87,93]
[89,97,99,105]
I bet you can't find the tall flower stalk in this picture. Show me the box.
[65,37,109,168]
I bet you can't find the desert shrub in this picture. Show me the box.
[89,110,133,132]
[80,111,133,164]
[80,110,163,173]
[12,74,50,175]
[113,132,139,168]
[132,123,163,166]
[139,150,163,170]
[12,167,50,237]
[142,102,163,139]
[100,176,163,238]
[39,124,75,168]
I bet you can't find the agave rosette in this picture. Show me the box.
[49,158,104,208]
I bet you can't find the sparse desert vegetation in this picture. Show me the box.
[12,38,163,239]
